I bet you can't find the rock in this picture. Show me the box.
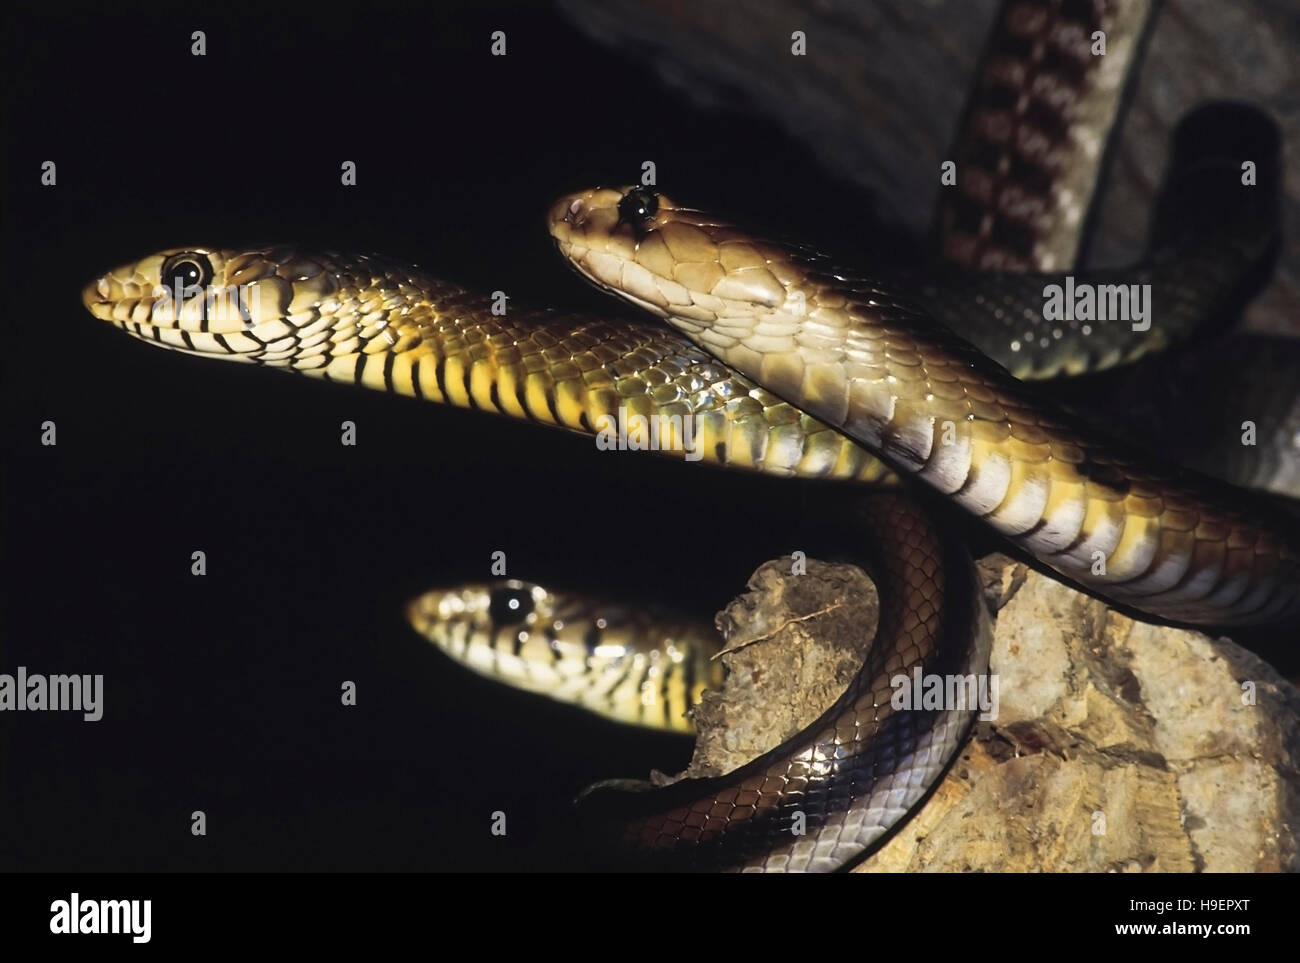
[672,552,1300,871]
[680,558,880,780]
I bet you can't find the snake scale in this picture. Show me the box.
[81,1,1297,871]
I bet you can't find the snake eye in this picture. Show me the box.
[488,584,535,625]
[160,252,213,298]
[618,187,659,224]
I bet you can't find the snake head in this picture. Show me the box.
[408,578,720,732]
[409,579,553,655]
[408,578,655,667]
[548,187,860,412]
[82,247,341,364]
[548,187,814,338]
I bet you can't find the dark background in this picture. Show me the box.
[2,1,924,871]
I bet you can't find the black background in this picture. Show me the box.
[2,0,926,871]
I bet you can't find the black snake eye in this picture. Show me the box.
[160,252,213,298]
[618,187,659,224]
[488,585,534,625]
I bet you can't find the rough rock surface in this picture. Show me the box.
[681,559,881,781]
[675,554,1300,872]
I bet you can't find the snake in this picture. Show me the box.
[549,183,1298,626]
[79,6,1297,871]
[407,579,723,735]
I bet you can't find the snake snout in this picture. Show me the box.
[81,276,108,314]
[547,191,601,246]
